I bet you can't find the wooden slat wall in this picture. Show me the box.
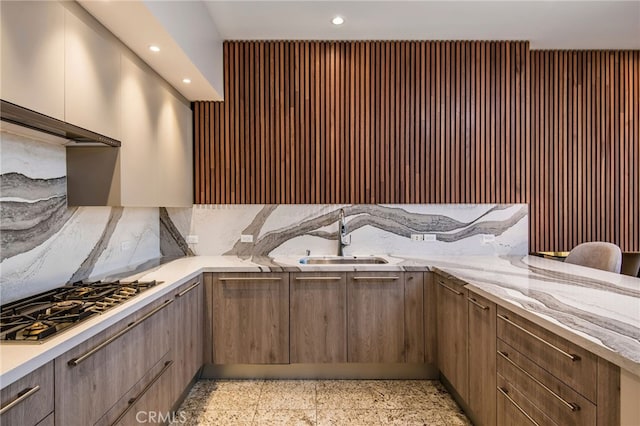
[195,41,529,205]
[530,51,639,252]
[194,41,640,252]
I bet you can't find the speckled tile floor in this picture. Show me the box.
[172,380,472,425]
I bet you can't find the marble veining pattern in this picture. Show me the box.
[426,255,640,371]
[165,203,528,258]
[172,380,471,425]
[160,207,194,257]
[0,130,160,303]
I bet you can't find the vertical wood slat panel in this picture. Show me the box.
[195,40,527,206]
[529,50,639,252]
[192,42,639,252]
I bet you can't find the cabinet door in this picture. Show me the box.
[0,1,65,120]
[211,273,290,364]
[404,272,425,363]
[424,272,438,365]
[347,272,405,363]
[119,54,160,205]
[119,54,193,207]
[436,275,468,400]
[55,297,173,426]
[0,361,53,426]
[65,5,120,139]
[171,277,203,400]
[290,272,347,363]
[468,291,497,426]
[157,86,193,207]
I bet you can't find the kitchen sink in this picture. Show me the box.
[299,256,388,265]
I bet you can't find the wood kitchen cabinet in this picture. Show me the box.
[0,361,54,426]
[496,307,619,426]
[290,272,347,363]
[435,275,468,401]
[404,272,425,363]
[347,272,405,363]
[170,276,203,401]
[64,3,121,140]
[467,290,497,426]
[0,1,65,120]
[209,273,290,364]
[55,296,174,426]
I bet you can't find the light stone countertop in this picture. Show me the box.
[1,254,639,387]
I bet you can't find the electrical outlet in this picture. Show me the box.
[424,234,437,242]
[482,234,496,244]
[186,235,199,244]
[120,241,132,251]
[240,234,254,243]
[411,234,424,241]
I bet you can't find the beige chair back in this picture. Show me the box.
[565,242,622,273]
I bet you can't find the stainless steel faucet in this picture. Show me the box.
[337,208,351,256]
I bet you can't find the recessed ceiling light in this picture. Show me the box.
[149,45,160,53]
[182,78,192,84]
[332,16,344,25]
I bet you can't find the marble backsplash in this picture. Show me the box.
[0,130,160,303]
[163,203,529,259]
[1,128,529,303]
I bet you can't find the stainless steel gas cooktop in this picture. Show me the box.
[0,280,160,343]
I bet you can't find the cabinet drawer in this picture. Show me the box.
[55,296,173,426]
[497,375,559,426]
[496,307,597,402]
[97,351,174,426]
[36,412,54,426]
[1,361,53,426]
[497,340,596,426]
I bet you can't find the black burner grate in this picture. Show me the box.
[0,280,159,342]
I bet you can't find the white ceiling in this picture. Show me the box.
[80,1,639,102]
[79,0,223,101]
[205,1,640,49]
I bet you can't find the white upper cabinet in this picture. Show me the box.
[64,6,121,139]
[157,86,193,207]
[2,1,192,207]
[1,1,65,120]
[119,54,193,207]
[120,54,160,206]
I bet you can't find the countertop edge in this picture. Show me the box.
[463,282,640,377]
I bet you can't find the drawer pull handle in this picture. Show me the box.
[437,280,463,295]
[352,276,399,281]
[68,299,174,367]
[0,385,40,415]
[497,314,580,361]
[498,351,581,412]
[219,277,282,281]
[176,281,200,297]
[295,276,342,281]
[468,297,489,310]
[498,386,540,426]
[110,360,173,426]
